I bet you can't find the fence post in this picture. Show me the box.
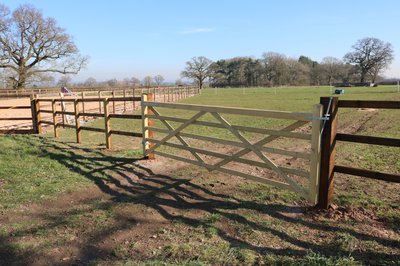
[104,98,111,149]
[123,89,126,112]
[30,96,39,134]
[112,90,116,113]
[309,104,323,204]
[35,98,42,134]
[132,88,136,110]
[317,97,339,209]
[52,99,58,138]
[74,99,81,143]
[141,93,155,159]
[60,92,65,128]
[81,92,86,115]
[98,91,102,113]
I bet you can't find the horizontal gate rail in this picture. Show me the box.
[143,97,323,203]
[143,101,314,121]
[146,115,311,140]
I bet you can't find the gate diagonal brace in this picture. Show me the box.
[210,120,307,170]
[146,110,207,155]
[210,112,308,197]
[149,107,205,165]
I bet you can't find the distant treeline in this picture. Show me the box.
[208,54,384,88]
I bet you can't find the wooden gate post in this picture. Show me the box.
[141,93,155,159]
[317,97,339,209]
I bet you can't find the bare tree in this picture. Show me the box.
[143,76,153,88]
[320,57,343,85]
[181,56,212,89]
[130,77,141,87]
[0,4,88,89]
[344,37,394,83]
[153,75,164,86]
[84,77,97,87]
[57,75,72,87]
[262,52,288,86]
[107,78,118,87]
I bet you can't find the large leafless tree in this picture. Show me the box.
[153,74,164,86]
[344,37,394,83]
[0,4,87,89]
[181,56,212,89]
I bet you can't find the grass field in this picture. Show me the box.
[0,86,399,265]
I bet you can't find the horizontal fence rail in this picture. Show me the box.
[1,86,199,135]
[142,98,323,204]
[318,97,400,209]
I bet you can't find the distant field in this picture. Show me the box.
[0,86,399,265]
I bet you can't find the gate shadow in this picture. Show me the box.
[2,135,399,265]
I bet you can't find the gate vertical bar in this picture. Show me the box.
[309,104,323,204]
[317,97,339,209]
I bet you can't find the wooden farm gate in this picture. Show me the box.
[142,95,325,204]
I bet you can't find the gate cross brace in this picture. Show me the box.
[146,110,206,155]
[149,107,205,165]
[211,112,307,197]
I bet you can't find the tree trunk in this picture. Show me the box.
[15,68,27,90]
[360,70,366,83]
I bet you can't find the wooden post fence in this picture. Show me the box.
[317,97,339,209]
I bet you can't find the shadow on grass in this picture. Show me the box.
[1,135,399,265]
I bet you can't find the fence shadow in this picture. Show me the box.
[2,135,399,265]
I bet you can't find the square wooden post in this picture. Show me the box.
[141,93,155,159]
[30,96,39,134]
[81,92,86,114]
[104,98,111,149]
[123,89,126,112]
[317,97,339,209]
[52,99,58,138]
[74,99,81,143]
[132,88,136,110]
[112,90,116,113]
[35,98,42,134]
[98,91,102,113]
[309,104,323,204]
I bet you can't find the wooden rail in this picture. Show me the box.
[318,97,400,209]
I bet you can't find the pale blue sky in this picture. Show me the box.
[3,0,400,82]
